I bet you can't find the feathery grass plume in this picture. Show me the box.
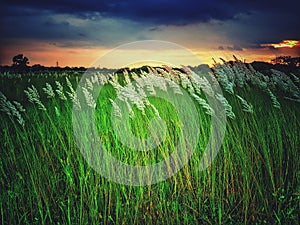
[65,77,81,110]
[135,83,147,100]
[150,103,161,119]
[208,71,219,86]
[216,93,235,119]
[213,64,235,94]
[13,101,26,112]
[265,89,281,109]
[118,84,146,115]
[236,95,254,113]
[192,94,215,116]
[7,101,25,126]
[123,69,131,85]
[0,91,25,126]
[147,66,159,76]
[109,77,123,91]
[284,97,300,103]
[247,64,268,90]
[66,77,76,98]
[122,100,134,118]
[82,87,96,109]
[0,91,11,115]
[110,73,119,83]
[220,59,236,84]
[166,79,183,95]
[143,76,156,95]
[290,73,300,85]
[24,85,46,111]
[270,69,300,99]
[178,72,195,94]
[66,77,75,94]
[90,74,100,85]
[158,66,171,79]
[134,82,153,107]
[86,78,94,92]
[231,59,247,88]
[96,72,108,85]
[130,71,140,81]
[149,74,168,92]
[42,83,55,98]
[109,99,122,118]
[55,81,67,101]
[70,93,82,111]
[190,73,215,97]
[178,72,190,89]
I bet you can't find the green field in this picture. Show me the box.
[0,59,299,224]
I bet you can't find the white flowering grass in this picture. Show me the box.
[0,91,25,126]
[42,83,55,98]
[24,85,46,111]
[1,63,299,224]
[55,81,67,101]
[236,95,254,113]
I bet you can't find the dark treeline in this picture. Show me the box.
[1,54,299,77]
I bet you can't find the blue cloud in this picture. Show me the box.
[2,0,299,24]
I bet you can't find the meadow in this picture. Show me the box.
[0,59,299,224]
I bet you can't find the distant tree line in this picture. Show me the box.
[0,54,115,74]
[271,56,300,67]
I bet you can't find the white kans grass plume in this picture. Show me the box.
[24,85,46,111]
[270,69,300,99]
[109,78,123,92]
[66,77,81,111]
[192,94,215,116]
[66,77,75,94]
[166,79,183,95]
[247,64,269,90]
[42,83,55,98]
[82,87,96,109]
[190,73,215,97]
[0,91,25,126]
[143,76,156,95]
[149,74,168,92]
[212,57,300,108]
[117,84,146,115]
[55,81,67,101]
[236,95,254,113]
[265,89,281,109]
[216,93,235,119]
[123,70,131,85]
[214,64,235,94]
[13,101,26,112]
[149,103,161,119]
[179,73,195,94]
[290,73,300,85]
[109,98,122,118]
[86,78,94,92]
[130,71,140,82]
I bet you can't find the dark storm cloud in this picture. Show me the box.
[2,0,299,24]
[0,0,300,49]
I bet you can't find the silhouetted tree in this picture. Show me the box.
[271,56,300,67]
[12,54,29,72]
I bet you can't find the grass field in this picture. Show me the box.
[0,59,299,224]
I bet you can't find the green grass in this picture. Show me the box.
[0,71,299,225]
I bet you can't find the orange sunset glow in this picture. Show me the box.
[1,39,299,68]
[262,40,300,49]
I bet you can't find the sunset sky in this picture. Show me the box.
[0,0,300,68]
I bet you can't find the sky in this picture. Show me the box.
[0,0,300,68]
